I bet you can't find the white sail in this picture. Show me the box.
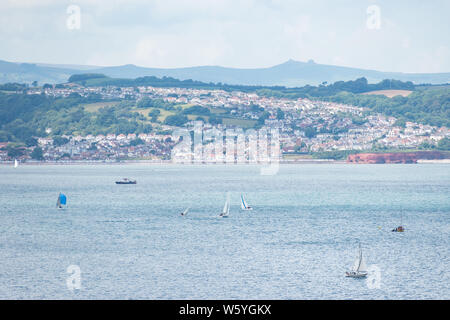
[182,207,189,215]
[14,159,18,168]
[358,255,367,273]
[222,201,229,216]
[352,257,360,272]
[353,244,367,273]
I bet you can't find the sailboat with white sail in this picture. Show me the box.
[240,195,253,211]
[180,207,189,216]
[346,243,368,278]
[14,159,18,168]
[219,200,229,218]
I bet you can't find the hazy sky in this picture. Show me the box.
[0,0,449,73]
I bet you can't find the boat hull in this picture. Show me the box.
[346,271,367,278]
[392,226,405,232]
[115,181,136,184]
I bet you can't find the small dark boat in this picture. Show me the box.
[392,212,405,232]
[392,226,405,232]
[115,178,137,185]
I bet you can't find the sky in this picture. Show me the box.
[0,0,449,73]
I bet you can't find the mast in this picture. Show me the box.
[356,243,368,273]
[357,243,362,272]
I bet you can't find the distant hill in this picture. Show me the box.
[1,58,449,86]
[0,60,78,84]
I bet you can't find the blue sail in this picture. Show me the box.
[241,195,246,209]
[59,193,67,205]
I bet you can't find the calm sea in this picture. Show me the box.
[0,164,449,299]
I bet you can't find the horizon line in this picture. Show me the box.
[2,58,450,75]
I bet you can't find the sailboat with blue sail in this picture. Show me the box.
[240,195,253,211]
[57,193,67,209]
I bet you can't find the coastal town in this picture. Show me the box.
[1,84,449,163]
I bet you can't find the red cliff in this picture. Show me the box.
[347,151,448,164]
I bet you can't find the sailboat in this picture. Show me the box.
[219,200,229,218]
[346,243,368,278]
[14,159,18,168]
[240,195,253,211]
[180,207,189,216]
[392,212,405,232]
[56,193,67,209]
